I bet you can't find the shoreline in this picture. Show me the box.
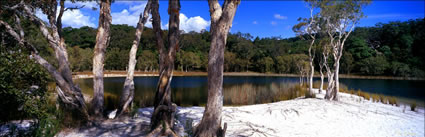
[57,89,425,137]
[72,71,425,80]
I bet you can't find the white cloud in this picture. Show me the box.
[35,7,95,28]
[111,2,149,27]
[271,21,277,26]
[181,13,210,32]
[253,21,258,24]
[166,13,210,33]
[65,1,98,10]
[274,14,287,20]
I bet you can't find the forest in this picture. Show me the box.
[50,18,425,77]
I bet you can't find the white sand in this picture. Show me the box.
[57,89,424,137]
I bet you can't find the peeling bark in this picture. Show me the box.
[91,0,112,117]
[193,0,240,137]
[115,0,151,118]
[318,51,325,93]
[323,15,356,101]
[149,0,180,132]
[0,9,89,120]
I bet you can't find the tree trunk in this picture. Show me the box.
[332,58,340,101]
[149,0,180,132]
[318,55,325,94]
[193,1,239,137]
[307,38,315,97]
[324,51,334,100]
[91,0,112,117]
[319,68,324,93]
[0,4,90,121]
[115,1,151,118]
[308,62,314,97]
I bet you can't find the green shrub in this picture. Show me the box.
[0,46,49,123]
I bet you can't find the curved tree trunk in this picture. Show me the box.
[149,0,180,132]
[0,1,90,120]
[323,43,334,100]
[115,0,152,118]
[193,1,239,137]
[91,0,112,117]
[307,38,315,98]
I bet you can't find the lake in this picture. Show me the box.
[74,76,425,108]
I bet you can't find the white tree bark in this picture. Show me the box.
[0,4,90,120]
[91,0,112,116]
[193,1,240,137]
[115,0,151,118]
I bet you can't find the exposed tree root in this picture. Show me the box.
[145,121,180,137]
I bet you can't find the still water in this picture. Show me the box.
[74,76,425,107]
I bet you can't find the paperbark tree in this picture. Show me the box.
[193,0,240,137]
[317,38,329,93]
[91,0,112,117]
[0,1,89,120]
[147,0,180,136]
[293,0,320,98]
[320,0,369,100]
[115,0,152,118]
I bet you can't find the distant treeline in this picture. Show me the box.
[36,18,425,77]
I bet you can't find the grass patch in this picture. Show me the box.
[342,88,399,107]
[388,96,398,106]
[379,94,387,104]
[223,82,308,106]
[410,102,417,111]
[356,90,370,101]
[312,81,328,89]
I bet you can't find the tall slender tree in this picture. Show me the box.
[320,0,370,100]
[115,0,152,118]
[91,0,112,116]
[317,38,330,93]
[293,0,320,97]
[193,0,240,137]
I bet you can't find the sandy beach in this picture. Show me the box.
[57,89,424,137]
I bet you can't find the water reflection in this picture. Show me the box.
[69,76,425,108]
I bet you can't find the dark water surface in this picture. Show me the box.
[74,76,425,107]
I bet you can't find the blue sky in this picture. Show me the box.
[47,0,424,38]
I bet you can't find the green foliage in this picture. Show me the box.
[32,106,63,137]
[42,19,423,77]
[356,55,389,75]
[341,52,354,74]
[256,57,274,73]
[105,48,130,70]
[347,37,374,60]
[224,51,237,72]
[68,46,93,71]
[0,46,63,137]
[0,46,49,123]
[180,51,202,71]
[137,50,158,71]
[63,26,97,48]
